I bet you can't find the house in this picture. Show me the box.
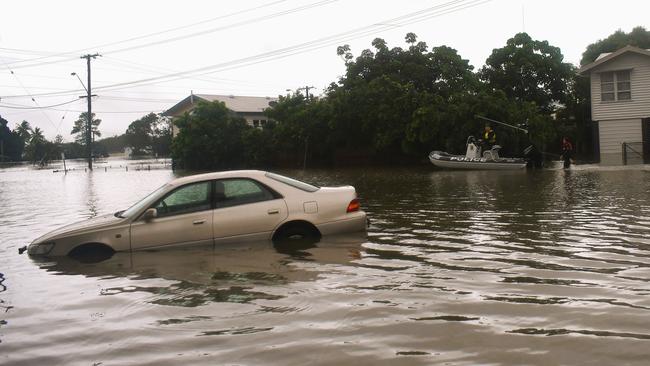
[163,94,278,137]
[579,46,650,165]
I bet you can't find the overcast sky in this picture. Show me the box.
[1,0,648,140]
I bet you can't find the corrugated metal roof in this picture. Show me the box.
[163,94,278,116]
[194,94,277,112]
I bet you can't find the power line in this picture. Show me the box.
[0,57,62,132]
[0,99,80,109]
[0,0,490,99]
[1,0,331,70]
[100,0,339,57]
[96,0,490,92]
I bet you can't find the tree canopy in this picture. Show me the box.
[124,113,172,156]
[171,101,252,170]
[581,26,650,66]
[71,112,102,145]
[480,32,575,114]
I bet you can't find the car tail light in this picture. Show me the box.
[346,198,360,213]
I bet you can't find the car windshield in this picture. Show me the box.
[119,184,170,218]
[265,172,319,192]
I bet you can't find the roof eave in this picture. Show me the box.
[162,94,206,116]
[578,45,650,75]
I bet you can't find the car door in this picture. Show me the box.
[212,178,288,242]
[130,180,213,250]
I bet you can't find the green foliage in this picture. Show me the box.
[171,101,252,170]
[23,127,61,164]
[0,115,24,161]
[96,135,127,154]
[71,112,102,145]
[125,113,156,155]
[480,32,575,113]
[172,32,596,168]
[581,26,650,66]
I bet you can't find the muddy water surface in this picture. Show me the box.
[1,161,650,365]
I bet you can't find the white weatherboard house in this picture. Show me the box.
[579,46,650,165]
[163,94,278,137]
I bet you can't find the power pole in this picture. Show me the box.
[296,85,315,170]
[81,53,99,170]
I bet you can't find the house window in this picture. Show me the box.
[601,70,631,102]
[253,120,260,127]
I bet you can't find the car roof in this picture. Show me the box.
[168,170,268,187]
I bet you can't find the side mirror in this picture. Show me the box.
[142,208,157,221]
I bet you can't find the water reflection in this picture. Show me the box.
[3,164,650,365]
[33,234,366,309]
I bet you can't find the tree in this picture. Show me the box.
[15,120,32,141]
[324,34,481,158]
[1,115,24,161]
[171,101,251,169]
[124,113,156,155]
[480,32,575,113]
[24,127,48,163]
[581,26,650,66]
[151,116,172,157]
[124,113,172,157]
[71,112,101,145]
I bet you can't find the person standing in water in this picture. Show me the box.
[561,136,573,169]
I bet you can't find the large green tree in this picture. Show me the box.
[171,101,251,169]
[581,26,650,66]
[71,112,102,145]
[1,115,24,161]
[480,32,575,114]
[327,34,482,157]
[124,113,172,156]
[124,113,156,155]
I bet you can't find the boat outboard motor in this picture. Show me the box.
[523,144,543,168]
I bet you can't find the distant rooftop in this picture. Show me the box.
[163,94,278,116]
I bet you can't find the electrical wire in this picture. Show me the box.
[0,0,490,100]
[96,0,490,92]
[1,0,330,70]
[0,99,80,109]
[0,58,62,132]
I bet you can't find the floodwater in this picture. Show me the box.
[1,159,650,365]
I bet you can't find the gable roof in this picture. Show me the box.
[163,94,277,117]
[579,45,650,75]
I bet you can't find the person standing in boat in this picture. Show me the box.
[561,136,573,169]
[482,125,497,151]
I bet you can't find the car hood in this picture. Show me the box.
[32,213,126,244]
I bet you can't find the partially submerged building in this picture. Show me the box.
[579,46,650,165]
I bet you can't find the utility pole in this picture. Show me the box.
[299,85,315,101]
[81,53,99,170]
[296,85,315,170]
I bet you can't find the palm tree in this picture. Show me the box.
[71,112,101,145]
[25,127,46,163]
[15,120,32,141]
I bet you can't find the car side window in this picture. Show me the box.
[215,179,277,208]
[153,181,211,217]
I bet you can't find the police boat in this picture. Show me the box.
[429,136,527,170]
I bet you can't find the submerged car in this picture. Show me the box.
[27,170,367,257]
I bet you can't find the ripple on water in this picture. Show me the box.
[2,165,650,365]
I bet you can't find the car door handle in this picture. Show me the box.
[267,209,280,215]
[193,219,206,225]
